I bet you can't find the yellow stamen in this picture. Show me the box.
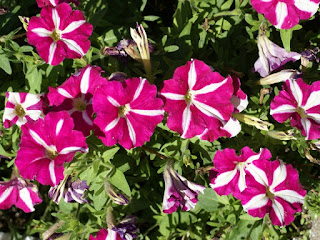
[51,29,61,42]
[15,104,26,117]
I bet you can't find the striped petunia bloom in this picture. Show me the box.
[3,92,45,128]
[93,77,164,149]
[36,0,79,8]
[48,65,106,136]
[251,0,320,29]
[210,147,272,199]
[15,111,88,186]
[0,177,42,213]
[160,59,234,139]
[27,3,92,65]
[241,159,306,226]
[270,78,320,140]
[89,228,123,240]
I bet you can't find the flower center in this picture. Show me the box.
[265,186,275,200]
[296,106,307,119]
[15,104,26,117]
[73,98,87,111]
[51,29,61,42]
[118,104,130,117]
[46,149,58,160]
[184,90,193,104]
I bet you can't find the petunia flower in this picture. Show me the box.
[210,147,272,198]
[27,3,92,65]
[89,228,123,240]
[112,216,139,240]
[241,159,306,226]
[49,175,89,204]
[0,177,42,213]
[36,0,80,8]
[270,78,320,140]
[160,59,234,139]
[3,92,45,128]
[198,75,248,141]
[92,77,164,149]
[162,160,206,214]
[258,69,301,85]
[48,65,106,136]
[254,31,301,77]
[15,111,88,186]
[251,0,320,29]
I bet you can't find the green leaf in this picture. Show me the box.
[0,144,15,158]
[164,45,179,52]
[0,53,12,75]
[26,64,42,93]
[197,188,220,212]
[280,29,293,52]
[108,168,131,197]
[144,15,160,21]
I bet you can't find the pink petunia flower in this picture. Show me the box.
[92,77,164,149]
[251,0,320,29]
[254,32,301,77]
[160,59,234,139]
[27,3,92,65]
[89,228,123,240]
[0,177,42,213]
[15,111,88,186]
[3,92,45,128]
[270,78,320,140]
[162,160,205,214]
[48,65,106,136]
[36,0,80,8]
[198,75,248,141]
[241,159,306,226]
[210,147,272,199]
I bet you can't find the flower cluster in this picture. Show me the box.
[210,147,306,226]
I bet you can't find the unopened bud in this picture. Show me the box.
[232,113,273,131]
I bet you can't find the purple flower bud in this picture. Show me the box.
[105,182,130,205]
[301,48,319,62]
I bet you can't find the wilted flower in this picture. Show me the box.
[258,69,302,85]
[267,130,296,141]
[254,31,301,77]
[160,59,234,139]
[0,177,42,213]
[49,175,89,204]
[27,3,92,65]
[162,160,205,214]
[241,159,306,226]
[301,48,320,62]
[48,65,106,136]
[15,111,88,186]
[210,147,272,198]
[105,181,130,205]
[109,72,127,82]
[270,78,320,140]
[251,0,319,29]
[93,77,164,149]
[36,0,80,8]
[3,92,45,128]
[89,228,123,240]
[112,216,139,240]
[232,113,273,131]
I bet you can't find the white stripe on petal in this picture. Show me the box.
[80,66,92,94]
[55,119,64,136]
[274,190,305,204]
[107,96,120,107]
[274,2,288,29]
[22,94,42,108]
[246,151,262,164]
[294,0,319,15]
[192,100,224,122]
[304,90,320,110]
[188,60,197,90]
[57,88,73,98]
[126,118,136,146]
[181,105,191,138]
[52,8,60,29]
[270,104,296,115]
[130,109,164,116]
[104,117,120,132]
[31,28,52,37]
[59,146,86,154]
[161,92,185,101]
[61,38,85,56]
[19,188,34,212]
[289,79,303,106]
[49,160,56,185]
[61,20,85,34]
[0,187,13,204]
[192,78,228,95]
[49,0,56,6]
[210,169,238,189]
[272,199,285,225]
[243,194,269,211]
[238,166,247,192]
[29,129,51,150]
[270,161,286,189]
[301,118,311,139]
[48,41,57,65]
[82,111,93,126]
[246,164,269,187]
[132,78,146,102]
